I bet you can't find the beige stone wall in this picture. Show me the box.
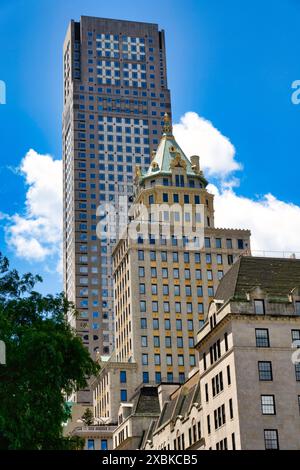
[232,316,300,450]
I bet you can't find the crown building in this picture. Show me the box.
[62,16,172,403]
[91,115,251,444]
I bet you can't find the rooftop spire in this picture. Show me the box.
[162,112,173,136]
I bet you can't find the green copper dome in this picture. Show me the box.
[136,113,208,187]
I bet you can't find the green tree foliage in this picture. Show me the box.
[81,408,94,426]
[0,253,99,449]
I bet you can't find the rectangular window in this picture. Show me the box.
[142,354,148,365]
[261,395,276,415]
[120,389,127,401]
[204,237,211,248]
[295,364,300,381]
[178,355,184,366]
[228,254,234,265]
[175,285,181,296]
[184,269,191,279]
[207,415,211,435]
[163,284,169,295]
[166,354,173,365]
[205,383,209,402]
[143,372,149,383]
[208,286,214,297]
[226,238,233,249]
[139,283,145,294]
[101,439,108,450]
[255,328,270,347]
[154,354,161,365]
[120,371,127,383]
[224,332,228,351]
[229,398,234,419]
[264,429,279,450]
[237,239,244,249]
[151,284,158,295]
[173,268,179,279]
[254,299,265,315]
[196,269,202,280]
[227,365,231,385]
[216,238,222,248]
[155,372,161,384]
[203,353,207,371]
[292,329,300,348]
[296,301,300,315]
[231,433,236,450]
[87,439,95,450]
[139,267,145,277]
[258,361,273,381]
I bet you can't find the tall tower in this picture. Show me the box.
[62,16,172,403]
[110,114,251,390]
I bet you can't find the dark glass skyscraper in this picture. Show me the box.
[62,16,171,401]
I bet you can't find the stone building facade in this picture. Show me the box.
[141,256,300,450]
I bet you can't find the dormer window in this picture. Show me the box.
[254,299,265,315]
[175,175,184,187]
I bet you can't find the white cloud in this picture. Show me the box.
[5,149,63,271]
[3,111,300,276]
[208,185,300,255]
[174,112,300,255]
[173,111,241,178]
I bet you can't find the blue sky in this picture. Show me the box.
[0,0,299,294]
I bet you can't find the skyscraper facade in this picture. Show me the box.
[62,16,172,389]
[111,115,251,386]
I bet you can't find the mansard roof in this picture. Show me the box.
[215,256,300,302]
